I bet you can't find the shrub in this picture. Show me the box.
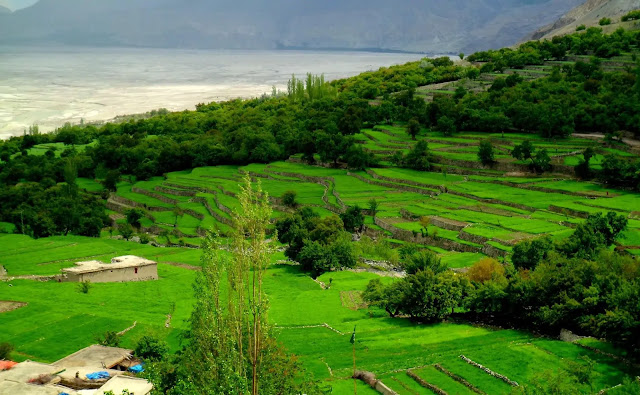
[97,330,121,347]
[125,208,145,228]
[576,24,586,31]
[0,342,13,360]
[135,336,168,362]
[477,140,495,165]
[77,280,92,294]
[282,190,297,208]
[467,258,504,283]
[621,10,640,22]
[599,17,611,26]
[139,233,151,244]
[118,223,134,240]
[407,118,421,140]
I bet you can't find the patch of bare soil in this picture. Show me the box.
[0,301,27,313]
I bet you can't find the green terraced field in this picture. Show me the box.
[0,234,637,393]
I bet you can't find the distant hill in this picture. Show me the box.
[525,0,640,41]
[0,5,10,13]
[0,0,584,53]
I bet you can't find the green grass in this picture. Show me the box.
[0,234,636,393]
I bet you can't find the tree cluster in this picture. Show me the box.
[364,212,640,356]
[276,207,358,278]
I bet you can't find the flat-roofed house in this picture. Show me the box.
[62,255,158,283]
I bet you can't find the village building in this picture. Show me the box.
[0,345,152,395]
[61,255,158,283]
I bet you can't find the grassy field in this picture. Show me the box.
[0,234,637,393]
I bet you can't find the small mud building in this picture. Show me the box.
[62,255,158,283]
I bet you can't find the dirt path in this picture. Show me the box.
[573,133,640,148]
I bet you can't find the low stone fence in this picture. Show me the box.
[459,355,519,387]
[434,364,485,394]
[406,370,447,395]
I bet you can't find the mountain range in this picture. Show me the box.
[0,0,588,53]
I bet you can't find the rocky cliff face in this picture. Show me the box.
[525,0,640,41]
[0,0,584,53]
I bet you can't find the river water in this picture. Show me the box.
[0,46,424,139]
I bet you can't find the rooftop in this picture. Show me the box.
[0,361,58,385]
[98,376,153,395]
[53,344,133,370]
[62,256,156,274]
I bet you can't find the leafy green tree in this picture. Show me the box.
[512,237,553,270]
[135,336,169,362]
[407,118,421,140]
[404,140,432,171]
[477,140,495,165]
[532,148,551,173]
[368,198,379,219]
[102,170,120,192]
[512,140,534,162]
[453,86,467,101]
[560,212,628,259]
[340,205,364,233]
[436,116,456,136]
[126,208,145,228]
[298,240,337,278]
[282,190,297,208]
[345,144,376,170]
[404,251,447,275]
[118,223,134,241]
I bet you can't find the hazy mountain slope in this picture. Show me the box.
[0,0,584,52]
[0,4,10,13]
[525,0,640,41]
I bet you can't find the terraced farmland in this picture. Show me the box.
[98,133,639,268]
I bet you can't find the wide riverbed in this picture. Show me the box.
[0,46,424,139]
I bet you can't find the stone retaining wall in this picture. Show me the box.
[459,230,489,245]
[192,197,233,226]
[132,187,179,205]
[349,173,436,196]
[548,205,590,219]
[365,169,446,192]
[155,185,197,197]
[459,355,519,387]
[482,244,509,259]
[430,216,468,231]
[374,218,481,253]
